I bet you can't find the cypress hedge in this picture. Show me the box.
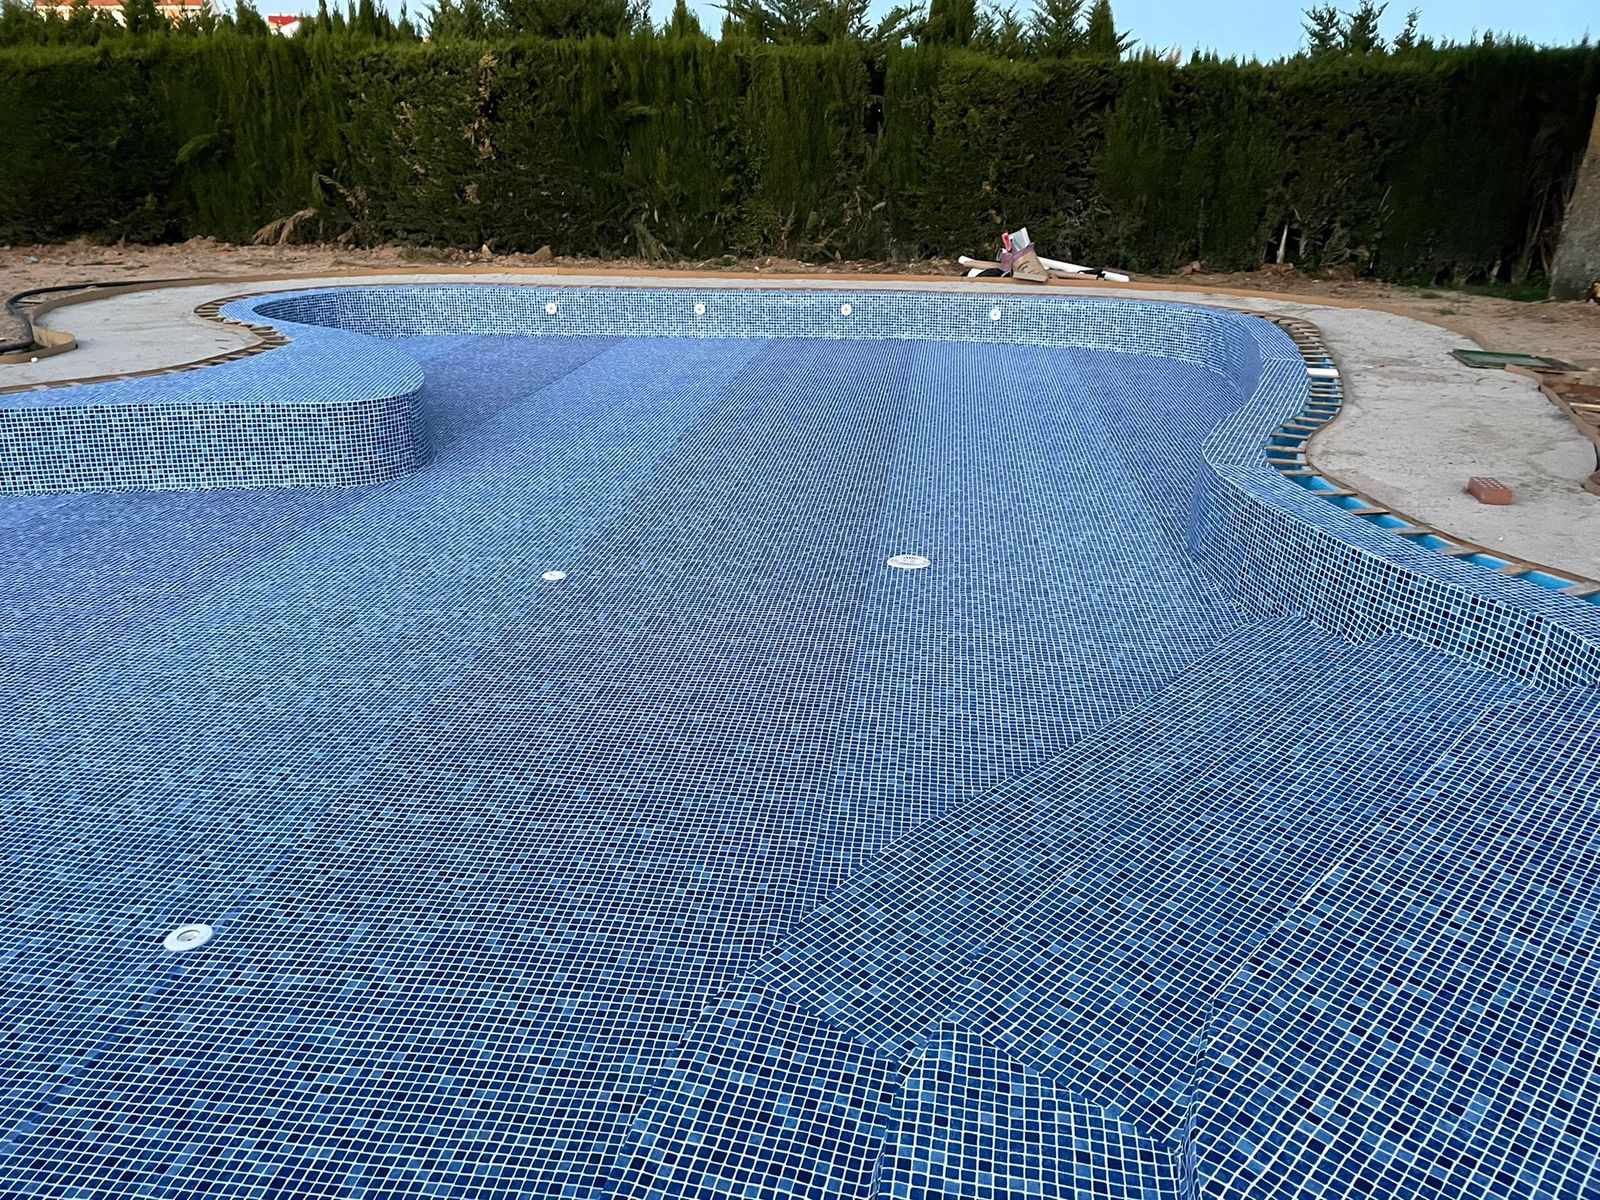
[1,35,1596,281]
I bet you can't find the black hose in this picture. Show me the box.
[2,278,198,356]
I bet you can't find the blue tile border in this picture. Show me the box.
[1180,305,1600,688]
[1246,311,1597,602]
[4,282,1597,686]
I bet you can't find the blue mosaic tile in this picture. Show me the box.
[611,985,903,1200]
[2,286,1600,1200]
[241,284,1600,682]
[7,283,1600,684]
[611,623,1534,1198]
[1194,683,1600,1200]
[0,322,423,493]
[878,1025,1182,1200]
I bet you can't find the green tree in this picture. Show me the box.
[122,0,162,34]
[1301,1,1395,56]
[1302,3,1341,55]
[1343,0,1385,53]
[923,0,976,46]
[499,0,645,37]
[65,0,107,43]
[1028,0,1082,56]
[1392,6,1420,52]
[228,0,270,34]
[1083,0,1127,56]
[299,0,331,34]
[0,0,34,47]
[664,0,704,36]
[718,0,918,49]
[353,0,396,37]
[430,0,494,38]
[970,0,1025,55]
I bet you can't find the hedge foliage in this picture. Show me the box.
[2,36,1596,280]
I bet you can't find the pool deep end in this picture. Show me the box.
[2,286,1599,1200]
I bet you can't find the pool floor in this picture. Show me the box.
[1,335,1597,1199]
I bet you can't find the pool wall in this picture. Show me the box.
[5,283,1598,688]
[0,323,422,493]
[1187,314,1600,690]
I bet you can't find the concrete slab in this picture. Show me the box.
[1301,306,1600,577]
[13,283,260,382]
[5,271,1597,579]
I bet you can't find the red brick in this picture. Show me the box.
[1466,476,1514,505]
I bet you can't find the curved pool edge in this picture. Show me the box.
[5,280,1599,689]
[1189,310,1600,689]
[0,301,424,493]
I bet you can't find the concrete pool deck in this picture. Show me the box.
[6,269,1599,579]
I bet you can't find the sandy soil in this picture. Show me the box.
[5,238,1600,369]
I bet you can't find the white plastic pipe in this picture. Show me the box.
[959,253,1130,284]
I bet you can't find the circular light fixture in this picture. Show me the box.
[840,303,853,316]
[887,554,931,570]
[694,302,707,316]
[163,923,215,953]
[545,302,559,316]
[989,306,1003,321]
[541,570,567,582]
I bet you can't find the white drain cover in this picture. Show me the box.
[542,570,568,582]
[163,923,214,952]
[887,554,931,570]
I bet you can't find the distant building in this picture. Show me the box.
[32,0,208,20]
[266,13,300,33]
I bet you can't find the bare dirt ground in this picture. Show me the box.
[4,238,1600,369]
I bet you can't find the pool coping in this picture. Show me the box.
[1242,310,1600,597]
[0,265,1526,389]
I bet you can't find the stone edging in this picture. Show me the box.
[1242,311,1600,598]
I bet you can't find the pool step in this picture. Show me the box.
[1192,681,1600,1200]
[875,1026,1184,1200]
[600,617,1527,1200]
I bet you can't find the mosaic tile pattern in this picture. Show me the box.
[7,282,1599,687]
[878,1026,1182,1200]
[2,332,1249,1199]
[1180,309,1600,686]
[608,623,1534,1200]
[236,285,1600,685]
[1195,681,1600,1200]
[3,289,1600,1200]
[0,321,421,493]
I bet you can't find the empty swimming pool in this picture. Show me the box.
[2,286,1599,1200]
